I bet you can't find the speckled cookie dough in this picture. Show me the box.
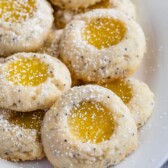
[37,29,63,58]
[50,0,101,9]
[0,108,45,161]
[102,78,155,127]
[0,53,72,112]
[60,9,146,83]
[0,0,54,56]
[42,85,138,168]
[54,0,136,29]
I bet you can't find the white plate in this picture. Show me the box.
[1,0,168,167]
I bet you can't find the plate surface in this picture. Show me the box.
[1,0,168,167]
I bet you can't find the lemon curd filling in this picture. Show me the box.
[8,110,45,130]
[68,101,115,143]
[83,18,127,49]
[89,0,110,10]
[103,80,133,104]
[78,0,110,12]
[6,57,49,86]
[0,0,36,23]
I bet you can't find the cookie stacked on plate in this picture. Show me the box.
[0,0,71,161]
[0,0,154,167]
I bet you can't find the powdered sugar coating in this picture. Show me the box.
[0,108,45,161]
[50,0,101,9]
[125,78,154,127]
[54,0,136,29]
[71,78,155,127]
[0,53,72,112]
[42,85,137,168]
[60,9,146,83]
[0,0,54,56]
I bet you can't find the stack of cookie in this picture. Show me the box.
[0,0,71,162]
[0,0,154,167]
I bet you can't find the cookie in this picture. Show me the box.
[42,85,137,168]
[37,29,63,58]
[0,0,53,56]
[0,53,71,112]
[50,0,101,9]
[0,109,45,161]
[60,9,146,83]
[54,0,136,28]
[102,78,155,127]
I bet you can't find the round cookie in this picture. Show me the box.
[0,0,54,56]
[102,78,155,127]
[0,53,71,112]
[50,0,101,9]
[37,29,63,58]
[42,85,138,168]
[60,9,146,83]
[54,0,136,29]
[0,108,45,161]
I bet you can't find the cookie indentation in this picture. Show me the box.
[103,80,133,104]
[0,0,36,23]
[8,110,45,130]
[83,18,126,49]
[68,101,115,143]
[6,57,49,86]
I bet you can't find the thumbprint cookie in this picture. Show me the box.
[60,9,146,83]
[42,85,137,168]
[55,0,136,28]
[0,0,53,56]
[102,78,154,127]
[0,53,71,111]
[0,109,45,161]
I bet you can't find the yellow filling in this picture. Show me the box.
[6,57,49,86]
[8,110,45,130]
[79,0,110,13]
[68,101,115,143]
[103,80,133,104]
[83,18,127,49]
[0,0,36,23]
[89,0,110,9]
